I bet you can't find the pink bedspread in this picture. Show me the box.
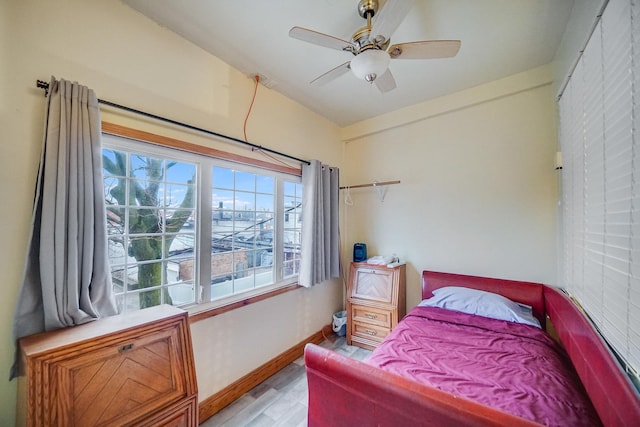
[366,306,601,426]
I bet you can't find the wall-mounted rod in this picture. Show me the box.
[36,80,311,165]
[339,180,400,190]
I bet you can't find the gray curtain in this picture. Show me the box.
[11,78,118,377]
[299,160,340,287]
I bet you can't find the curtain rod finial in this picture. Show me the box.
[36,79,50,96]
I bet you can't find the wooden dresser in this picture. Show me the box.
[346,262,406,350]
[17,305,198,427]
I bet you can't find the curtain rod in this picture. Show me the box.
[339,180,400,190]
[36,80,311,165]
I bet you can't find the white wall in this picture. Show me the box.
[341,66,559,308]
[0,0,343,424]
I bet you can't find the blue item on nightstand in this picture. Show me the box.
[353,243,367,262]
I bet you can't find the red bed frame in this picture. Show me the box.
[304,270,640,426]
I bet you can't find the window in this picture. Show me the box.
[102,133,302,313]
[557,0,640,376]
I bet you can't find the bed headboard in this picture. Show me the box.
[422,270,546,326]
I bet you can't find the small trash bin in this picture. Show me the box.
[332,310,347,336]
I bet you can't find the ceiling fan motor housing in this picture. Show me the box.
[353,0,388,52]
[358,0,379,19]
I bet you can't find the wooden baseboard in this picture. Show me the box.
[198,329,326,423]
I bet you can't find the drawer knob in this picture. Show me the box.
[365,329,377,336]
[118,343,134,352]
[365,313,377,319]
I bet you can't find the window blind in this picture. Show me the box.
[558,0,640,373]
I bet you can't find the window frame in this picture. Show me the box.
[102,123,303,317]
[103,143,199,312]
[198,161,302,306]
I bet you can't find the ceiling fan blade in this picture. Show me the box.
[289,26,355,52]
[375,69,397,93]
[388,40,461,59]
[370,0,415,43]
[310,62,351,86]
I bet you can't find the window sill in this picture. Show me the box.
[187,283,302,323]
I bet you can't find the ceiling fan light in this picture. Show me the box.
[350,49,390,83]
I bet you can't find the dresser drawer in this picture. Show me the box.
[352,305,391,328]
[351,321,391,343]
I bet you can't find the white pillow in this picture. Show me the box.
[418,286,541,328]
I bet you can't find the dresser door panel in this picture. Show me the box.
[351,268,394,303]
[19,305,197,427]
[54,324,186,426]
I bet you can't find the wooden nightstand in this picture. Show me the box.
[346,262,406,350]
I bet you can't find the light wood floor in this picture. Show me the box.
[199,336,372,427]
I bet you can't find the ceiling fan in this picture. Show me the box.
[289,0,461,93]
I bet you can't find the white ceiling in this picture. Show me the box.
[122,0,575,127]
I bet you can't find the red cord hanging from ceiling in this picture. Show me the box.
[243,74,260,142]
[243,75,295,169]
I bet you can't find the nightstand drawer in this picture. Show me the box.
[352,305,391,328]
[352,321,390,343]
